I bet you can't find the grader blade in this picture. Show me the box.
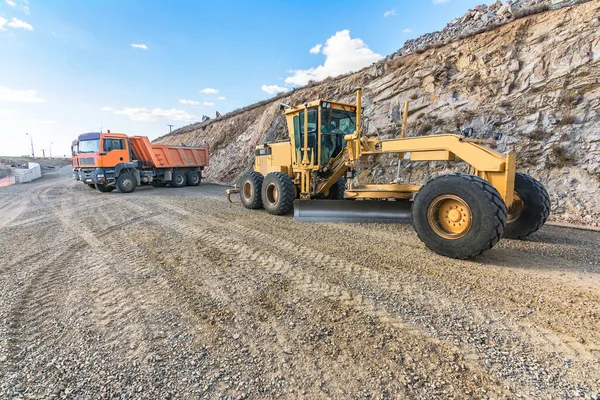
[293,200,412,223]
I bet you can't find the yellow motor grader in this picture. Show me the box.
[227,89,549,259]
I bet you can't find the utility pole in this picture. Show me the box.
[26,133,34,157]
[49,142,54,158]
[167,124,174,133]
[42,149,45,158]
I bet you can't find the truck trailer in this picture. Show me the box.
[72,132,209,193]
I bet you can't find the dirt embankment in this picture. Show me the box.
[0,169,598,398]
[157,1,600,226]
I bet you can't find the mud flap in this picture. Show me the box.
[293,200,412,223]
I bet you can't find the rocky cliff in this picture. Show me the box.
[158,0,600,226]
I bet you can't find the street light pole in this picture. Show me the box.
[167,124,174,133]
[26,133,35,157]
[49,142,54,158]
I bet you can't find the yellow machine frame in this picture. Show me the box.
[246,89,516,208]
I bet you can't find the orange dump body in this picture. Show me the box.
[129,136,209,169]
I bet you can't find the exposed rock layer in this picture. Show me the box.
[158,1,600,226]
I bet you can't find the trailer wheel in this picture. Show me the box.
[239,171,263,209]
[328,178,346,199]
[412,173,507,259]
[170,171,187,188]
[186,171,201,186]
[262,172,295,215]
[504,173,550,239]
[116,173,137,193]
[87,184,96,189]
[96,183,115,193]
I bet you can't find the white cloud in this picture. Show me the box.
[261,84,288,95]
[0,86,45,103]
[110,107,196,122]
[0,17,33,31]
[101,106,113,112]
[383,9,395,17]
[309,43,322,54]
[403,28,412,33]
[217,96,226,100]
[131,43,148,50]
[179,99,199,106]
[433,0,450,4]
[5,0,16,7]
[203,101,214,106]
[201,88,219,94]
[285,30,383,86]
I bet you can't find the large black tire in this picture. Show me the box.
[239,171,264,209]
[186,171,201,186]
[116,173,137,193]
[328,178,346,199]
[170,171,187,188]
[412,173,507,259]
[504,173,550,239]
[96,183,115,193]
[262,172,295,215]
[87,183,96,189]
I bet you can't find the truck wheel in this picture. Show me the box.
[504,173,550,239]
[96,183,115,193]
[239,171,263,209]
[328,178,346,199]
[116,173,137,193]
[412,173,507,259]
[262,172,295,215]
[87,184,96,189]
[186,171,201,186]
[170,171,187,188]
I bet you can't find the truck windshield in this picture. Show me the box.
[79,140,99,153]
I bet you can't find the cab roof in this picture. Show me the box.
[78,132,128,141]
[283,99,356,115]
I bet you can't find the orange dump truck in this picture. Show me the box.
[72,131,208,193]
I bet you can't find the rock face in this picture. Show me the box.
[158,1,600,226]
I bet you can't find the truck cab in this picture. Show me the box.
[74,132,133,188]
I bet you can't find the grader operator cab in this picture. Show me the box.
[227,89,550,259]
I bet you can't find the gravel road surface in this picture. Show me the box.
[1,167,599,399]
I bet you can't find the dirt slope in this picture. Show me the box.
[1,170,598,398]
[158,1,600,226]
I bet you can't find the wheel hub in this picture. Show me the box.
[427,195,473,240]
[507,192,524,223]
[243,182,252,200]
[266,183,279,205]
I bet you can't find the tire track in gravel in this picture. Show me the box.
[3,182,216,397]
[153,196,600,396]
[146,200,513,398]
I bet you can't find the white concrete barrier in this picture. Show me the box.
[15,162,42,184]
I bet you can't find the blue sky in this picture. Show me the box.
[1,0,487,157]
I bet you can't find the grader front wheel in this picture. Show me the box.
[412,173,507,259]
[504,173,550,239]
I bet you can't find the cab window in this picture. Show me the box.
[293,108,318,161]
[103,138,126,152]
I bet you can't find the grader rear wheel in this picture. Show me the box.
[504,173,550,239]
[412,173,507,259]
[262,172,294,215]
[239,171,264,209]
